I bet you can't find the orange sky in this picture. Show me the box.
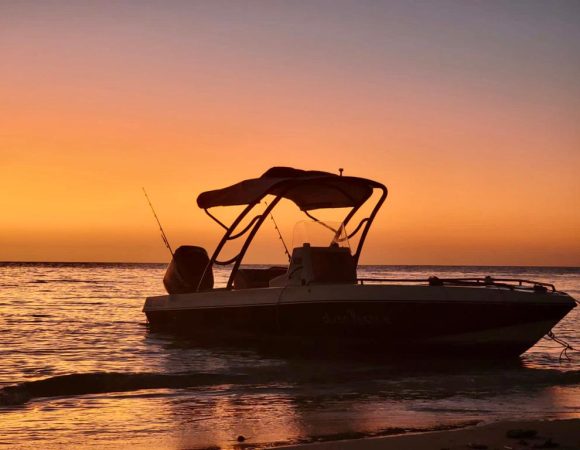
[1,1,579,265]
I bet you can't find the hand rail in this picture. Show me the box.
[357,276,557,292]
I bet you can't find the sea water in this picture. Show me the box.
[0,263,578,449]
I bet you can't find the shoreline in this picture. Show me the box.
[274,418,580,450]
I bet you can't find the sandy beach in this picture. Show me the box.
[276,419,580,450]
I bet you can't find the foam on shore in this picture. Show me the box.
[275,418,580,450]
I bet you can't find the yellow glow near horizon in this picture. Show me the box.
[1,1,579,266]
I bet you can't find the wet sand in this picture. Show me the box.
[276,419,580,450]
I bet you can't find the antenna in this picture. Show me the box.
[142,188,174,256]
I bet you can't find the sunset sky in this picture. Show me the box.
[1,0,579,265]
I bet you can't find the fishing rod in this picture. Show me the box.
[142,188,174,257]
[264,200,291,263]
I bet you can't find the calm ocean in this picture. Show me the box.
[0,263,578,449]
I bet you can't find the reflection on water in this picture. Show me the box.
[2,358,578,449]
[0,263,578,449]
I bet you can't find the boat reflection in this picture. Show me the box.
[152,333,580,450]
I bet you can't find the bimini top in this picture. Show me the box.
[197,167,385,211]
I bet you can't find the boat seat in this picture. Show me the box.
[234,266,287,289]
[308,245,357,284]
[273,244,357,286]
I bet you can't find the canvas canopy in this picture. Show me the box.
[196,167,383,211]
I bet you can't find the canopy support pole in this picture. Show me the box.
[351,185,388,265]
[226,196,283,289]
[198,179,388,291]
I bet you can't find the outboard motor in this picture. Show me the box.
[163,246,214,294]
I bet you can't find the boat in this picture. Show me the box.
[143,167,577,357]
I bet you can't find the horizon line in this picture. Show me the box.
[0,260,578,269]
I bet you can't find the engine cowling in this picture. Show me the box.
[163,246,214,294]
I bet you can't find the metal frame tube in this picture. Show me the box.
[199,178,388,291]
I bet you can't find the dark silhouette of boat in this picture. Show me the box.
[143,167,577,357]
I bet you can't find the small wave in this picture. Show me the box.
[0,372,249,406]
[29,279,110,284]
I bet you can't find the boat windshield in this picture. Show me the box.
[292,220,351,252]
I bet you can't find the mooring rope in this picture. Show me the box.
[544,331,575,361]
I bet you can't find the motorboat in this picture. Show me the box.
[143,167,577,357]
